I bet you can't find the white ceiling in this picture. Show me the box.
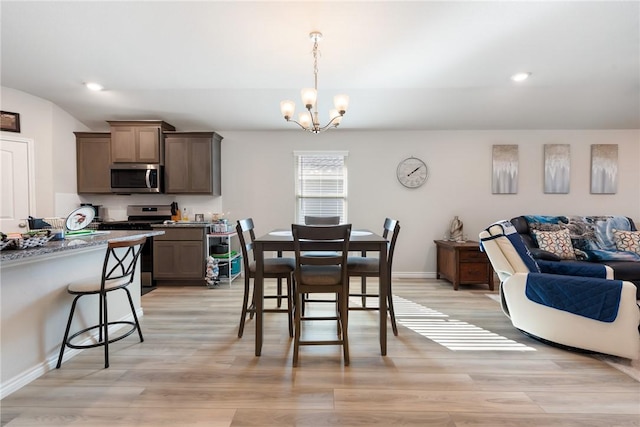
[2,1,639,132]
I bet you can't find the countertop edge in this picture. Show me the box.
[1,230,164,265]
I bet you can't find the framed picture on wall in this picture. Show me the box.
[544,144,570,194]
[492,144,518,194]
[1,111,21,133]
[590,144,618,194]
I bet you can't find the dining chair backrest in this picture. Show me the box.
[102,236,147,292]
[383,218,401,272]
[236,218,257,269]
[292,224,351,276]
[304,215,340,225]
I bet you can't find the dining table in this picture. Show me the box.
[252,228,389,357]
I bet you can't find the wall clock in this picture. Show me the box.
[396,156,428,188]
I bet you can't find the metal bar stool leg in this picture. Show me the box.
[56,295,81,369]
[103,292,109,369]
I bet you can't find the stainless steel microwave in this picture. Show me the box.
[110,164,163,193]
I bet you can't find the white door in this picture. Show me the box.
[0,136,34,233]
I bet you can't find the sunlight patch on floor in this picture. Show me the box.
[361,295,537,352]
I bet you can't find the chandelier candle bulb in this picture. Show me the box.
[280,100,295,120]
[299,112,312,129]
[334,94,349,113]
[329,109,342,125]
[301,88,317,109]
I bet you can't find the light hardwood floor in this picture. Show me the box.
[2,279,639,426]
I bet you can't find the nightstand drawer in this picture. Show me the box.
[459,249,487,262]
[460,263,490,282]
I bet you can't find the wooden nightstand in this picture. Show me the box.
[434,240,495,291]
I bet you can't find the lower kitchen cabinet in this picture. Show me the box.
[153,227,205,281]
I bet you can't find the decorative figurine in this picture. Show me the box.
[450,216,464,242]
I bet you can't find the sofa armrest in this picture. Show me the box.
[537,259,612,279]
[530,248,561,261]
[501,273,640,359]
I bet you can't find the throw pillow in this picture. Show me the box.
[612,229,640,254]
[532,228,577,260]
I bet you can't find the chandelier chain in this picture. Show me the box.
[312,39,319,92]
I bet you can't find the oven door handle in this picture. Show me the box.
[145,169,151,189]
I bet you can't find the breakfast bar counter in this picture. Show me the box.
[0,230,163,398]
[1,230,164,264]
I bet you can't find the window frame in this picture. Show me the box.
[293,150,349,224]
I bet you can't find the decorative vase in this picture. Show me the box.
[449,216,464,241]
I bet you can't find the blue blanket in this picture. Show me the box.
[538,260,607,278]
[525,273,622,323]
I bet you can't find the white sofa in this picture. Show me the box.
[480,221,640,360]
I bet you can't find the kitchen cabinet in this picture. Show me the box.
[75,132,111,194]
[108,120,175,164]
[153,227,206,281]
[164,131,222,195]
[208,228,241,284]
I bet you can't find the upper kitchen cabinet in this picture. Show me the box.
[108,120,175,164]
[75,132,111,194]
[164,131,222,195]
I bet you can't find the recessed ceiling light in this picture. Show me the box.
[84,82,104,91]
[511,72,531,82]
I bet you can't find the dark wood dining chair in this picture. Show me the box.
[304,215,340,225]
[300,215,341,313]
[236,218,296,338]
[56,236,147,369]
[291,223,352,366]
[347,218,400,336]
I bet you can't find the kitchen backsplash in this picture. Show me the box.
[75,194,224,222]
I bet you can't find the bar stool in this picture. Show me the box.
[56,236,147,369]
[236,218,296,338]
[348,218,400,336]
[292,223,352,366]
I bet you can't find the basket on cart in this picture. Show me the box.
[27,217,66,231]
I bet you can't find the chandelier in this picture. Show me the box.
[280,32,349,134]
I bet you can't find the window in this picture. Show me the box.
[294,151,348,224]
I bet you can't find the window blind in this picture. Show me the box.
[294,152,348,224]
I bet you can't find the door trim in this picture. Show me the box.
[0,133,37,216]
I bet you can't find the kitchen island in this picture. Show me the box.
[0,230,163,398]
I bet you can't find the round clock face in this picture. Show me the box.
[396,157,428,188]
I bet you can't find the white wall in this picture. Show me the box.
[1,87,89,216]
[221,130,640,276]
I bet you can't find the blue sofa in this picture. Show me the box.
[510,215,640,298]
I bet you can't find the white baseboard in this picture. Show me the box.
[0,308,144,400]
[393,272,438,280]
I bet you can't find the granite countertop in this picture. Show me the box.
[152,222,213,228]
[1,230,164,264]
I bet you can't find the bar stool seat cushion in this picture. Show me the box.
[300,265,342,285]
[68,277,131,293]
[248,257,296,275]
[347,257,379,273]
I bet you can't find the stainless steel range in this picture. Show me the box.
[98,205,173,230]
[98,205,173,288]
